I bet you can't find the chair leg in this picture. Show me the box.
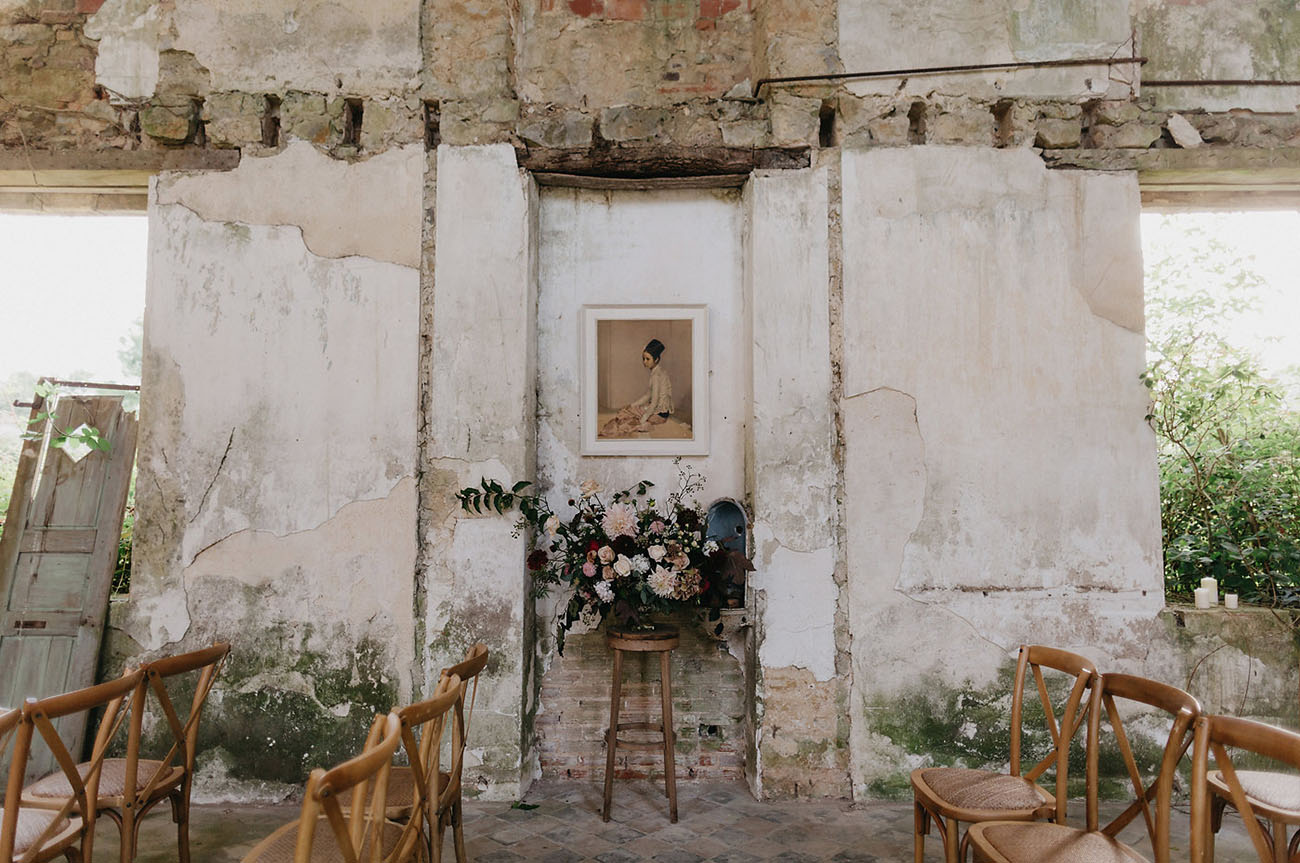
[451,798,468,863]
[432,814,446,863]
[121,805,137,863]
[914,802,929,863]
[1272,818,1287,863]
[171,790,191,863]
[602,648,624,822]
[944,816,960,863]
[659,649,677,825]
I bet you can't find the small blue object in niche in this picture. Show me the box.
[705,499,748,608]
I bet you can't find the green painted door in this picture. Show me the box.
[0,393,138,779]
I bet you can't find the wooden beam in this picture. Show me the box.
[516,145,810,178]
[0,149,240,175]
[533,173,749,190]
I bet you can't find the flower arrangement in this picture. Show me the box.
[456,468,753,652]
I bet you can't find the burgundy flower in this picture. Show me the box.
[527,549,549,571]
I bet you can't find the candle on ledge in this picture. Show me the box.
[1225,593,1239,609]
[1194,587,1211,609]
[1200,577,1218,606]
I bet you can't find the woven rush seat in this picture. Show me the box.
[0,807,75,856]
[916,768,1049,812]
[243,817,408,863]
[337,767,450,814]
[24,759,183,801]
[1210,770,1300,816]
[971,822,1146,863]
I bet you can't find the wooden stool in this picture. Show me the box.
[601,623,679,823]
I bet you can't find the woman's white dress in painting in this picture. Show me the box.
[600,365,673,437]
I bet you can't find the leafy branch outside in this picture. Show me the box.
[1142,216,1300,607]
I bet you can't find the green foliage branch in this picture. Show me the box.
[1143,221,1300,607]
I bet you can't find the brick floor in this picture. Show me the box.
[112,780,1261,862]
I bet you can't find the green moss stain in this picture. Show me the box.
[200,633,399,783]
[427,596,515,678]
[863,665,1107,801]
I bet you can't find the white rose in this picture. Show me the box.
[598,545,615,564]
[544,514,560,536]
[648,544,666,561]
[613,555,632,577]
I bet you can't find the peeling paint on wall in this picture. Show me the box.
[156,142,424,268]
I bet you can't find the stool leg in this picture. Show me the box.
[660,648,678,823]
[602,647,624,822]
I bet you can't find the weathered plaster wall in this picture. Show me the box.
[841,145,1156,794]
[7,0,1300,807]
[423,144,536,798]
[118,141,422,790]
[1138,0,1300,114]
[838,0,1135,100]
[744,166,843,797]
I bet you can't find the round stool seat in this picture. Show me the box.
[606,623,680,651]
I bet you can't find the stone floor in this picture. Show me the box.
[107,780,1261,863]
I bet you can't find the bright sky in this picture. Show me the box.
[0,213,147,384]
[1141,210,1300,383]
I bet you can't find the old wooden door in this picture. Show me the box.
[0,392,138,777]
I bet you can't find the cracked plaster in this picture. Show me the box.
[423,146,536,797]
[84,0,164,100]
[145,201,418,566]
[841,146,1159,596]
[156,142,424,268]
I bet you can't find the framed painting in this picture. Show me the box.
[580,305,709,456]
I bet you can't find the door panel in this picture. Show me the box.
[0,391,138,779]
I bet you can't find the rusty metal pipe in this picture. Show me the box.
[1143,78,1300,87]
[753,56,1147,97]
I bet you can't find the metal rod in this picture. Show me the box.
[1143,79,1300,87]
[41,378,140,392]
[753,56,1147,97]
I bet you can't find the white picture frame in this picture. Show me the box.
[580,305,709,456]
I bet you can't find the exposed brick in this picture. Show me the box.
[608,0,646,20]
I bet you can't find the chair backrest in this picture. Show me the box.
[1191,715,1300,863]
[396,675,461,851]
[295,711,404,863]
[123,642,230,806]
[1,671,144,863]
[1083,673,1200,863]
[1008,645,1099,819]
[437,644,489,813]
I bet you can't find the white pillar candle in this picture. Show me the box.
[1225,594,1239,609]
[1200,577,1218,606]
[1194,587,1211,609]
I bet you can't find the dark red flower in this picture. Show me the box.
[587,540,600,552]
[527,549,549,571]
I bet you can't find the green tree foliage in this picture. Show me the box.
[118,315,142,380]
[1143,218,1300,606]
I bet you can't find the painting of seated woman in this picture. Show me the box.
[582,308,708,456]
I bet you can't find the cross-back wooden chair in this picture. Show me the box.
[429,644,489,863]
[21,642,230,863]
[242,698,445,863]
[2,671,144,863]
[1191,715,1300,863]
[911,645,1099,863]
[966,672,1200,863]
